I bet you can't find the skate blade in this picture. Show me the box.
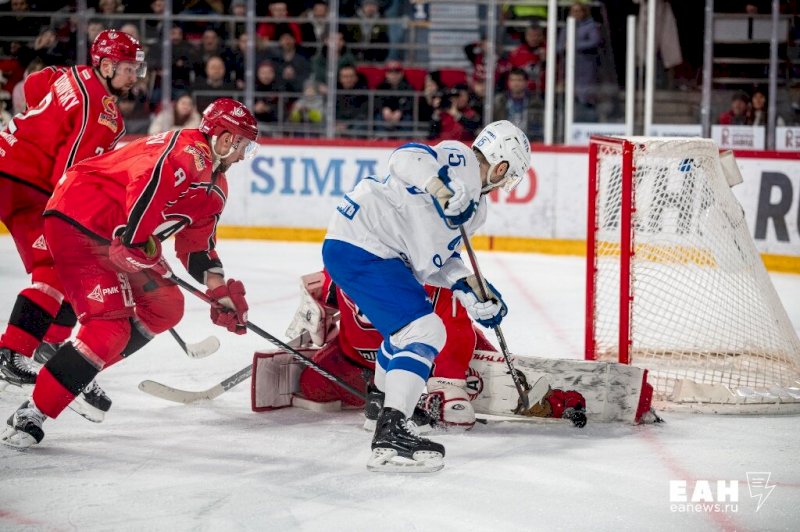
[68,396,106,423]
[366,448,444,473]
[363,418,376,432]
[0,426,37,449]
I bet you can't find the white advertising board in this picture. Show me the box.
[224,142,800,258]
[776,127,800,152]
[711,125,766,150]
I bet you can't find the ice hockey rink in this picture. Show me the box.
[1,235,798,531]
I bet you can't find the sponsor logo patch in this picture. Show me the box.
[32,235,47,250]
[87,283,120,303]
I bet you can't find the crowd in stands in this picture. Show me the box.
[0,0,798,140]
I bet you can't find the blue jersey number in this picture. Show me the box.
[448,153,466,167]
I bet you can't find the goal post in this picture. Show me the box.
[585,136,800,412]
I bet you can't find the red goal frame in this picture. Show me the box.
[585,135,634,365]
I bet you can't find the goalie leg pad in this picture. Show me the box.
[297,342,368,407]
[468,351,650,424]
[251,349,309,412]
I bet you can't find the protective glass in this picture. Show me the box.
[117,61,148,79]
[232,135,257,159]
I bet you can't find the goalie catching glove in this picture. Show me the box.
[452,275,507,328]
[109,235,164,274]
[425,166,476,228]
[207,279,249,335]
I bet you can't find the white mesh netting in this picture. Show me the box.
[590,137,800,407]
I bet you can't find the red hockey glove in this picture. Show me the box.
[109,236,162,273]
[207,279,249,335]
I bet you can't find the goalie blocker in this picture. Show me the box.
[251,346,654,424]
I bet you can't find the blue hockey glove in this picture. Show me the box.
[452,275,508,328]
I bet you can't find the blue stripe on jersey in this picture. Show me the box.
[394,142,437,159]
[383,340,438,362]
[387,353,432,380]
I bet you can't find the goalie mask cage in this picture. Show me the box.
[585,136,800,412]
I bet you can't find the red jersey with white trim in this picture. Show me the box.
[0,65,125,193]
[23,66,61,109]
[45,129,227,280]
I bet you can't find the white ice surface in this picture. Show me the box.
[1,236,799,531]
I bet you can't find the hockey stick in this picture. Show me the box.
[168,328,220,359]
[458,226,530,411]
[163,272,367,400]
[139,332,309,404]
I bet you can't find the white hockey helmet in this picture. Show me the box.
[473,120,531,193]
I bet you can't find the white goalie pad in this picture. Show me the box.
[251,351,306,412]
[467,351,653,424]
[251,346,653,423]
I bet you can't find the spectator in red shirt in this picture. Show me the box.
[508,22,546,97]
[718,91,751,125]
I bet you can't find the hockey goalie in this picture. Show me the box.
[252,271,655,427]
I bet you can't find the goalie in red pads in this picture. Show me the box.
[276,270,590,430]
[1,98,258,449]
[285,269,490,429]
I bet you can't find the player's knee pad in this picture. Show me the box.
[75,317,131,368]
[383,313,445,380]
[389,313,446,356]
[134,285,184,334]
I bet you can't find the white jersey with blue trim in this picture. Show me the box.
[325,140,487,288]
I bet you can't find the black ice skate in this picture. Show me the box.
[367,407,444,473]
[362,383,432,433]
[1,400,46,449]
[33,341,60,365]
[0,347,38,388]
[69,380,112,423]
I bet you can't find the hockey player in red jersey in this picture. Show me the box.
[285,270,497,430]
[0,98,259,449]
[0,30,146,419]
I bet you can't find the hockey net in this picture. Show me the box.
[585,136,800,412]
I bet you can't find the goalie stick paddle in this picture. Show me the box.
[458,226,530,411]
[139,332,309,404]
[163,273,366,401]
[168,328,220,359]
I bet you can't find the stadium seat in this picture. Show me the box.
[356,65,385,89]
[403,68,427,91]
[437,69,467,88]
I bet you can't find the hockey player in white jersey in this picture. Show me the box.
[322,120,531,472]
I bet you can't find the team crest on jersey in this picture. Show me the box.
[98,95,119,133]
[184,142,211,171]
[32,235,47,250]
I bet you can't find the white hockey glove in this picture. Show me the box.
[285,284,338,347]
[452,275,507,328]
[425,167,476,228]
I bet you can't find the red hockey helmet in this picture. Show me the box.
[200,98,259,150]
[91,30,146,78]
